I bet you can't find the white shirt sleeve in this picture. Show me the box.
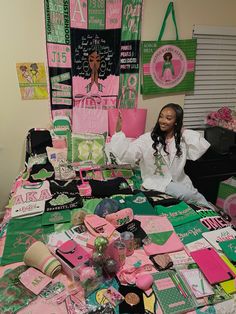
[182,129,211,161]
[109,131,146,165]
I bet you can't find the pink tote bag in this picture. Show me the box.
[108,88,147,138]
[72,94,108,134]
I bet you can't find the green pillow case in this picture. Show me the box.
[72,133,106,166]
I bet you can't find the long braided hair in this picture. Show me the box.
[151,103,183,157]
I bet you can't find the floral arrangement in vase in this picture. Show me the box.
[205,106,236,132]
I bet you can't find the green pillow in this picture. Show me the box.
[72,133,106,165]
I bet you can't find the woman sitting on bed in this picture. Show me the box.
[109,103,212,208]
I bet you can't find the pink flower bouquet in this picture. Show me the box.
[205,106,236,131]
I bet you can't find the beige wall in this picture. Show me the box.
[1,0,236,212]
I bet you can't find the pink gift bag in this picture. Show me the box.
[108,87,147,138]
[72,94,108,134]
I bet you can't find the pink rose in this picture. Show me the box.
[218,106,232,121]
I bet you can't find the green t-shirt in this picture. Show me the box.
[112,192,155,215]
[155,201,200,226]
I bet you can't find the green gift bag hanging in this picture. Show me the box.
[141,2,197,95]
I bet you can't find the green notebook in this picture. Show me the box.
[219,238,236,262]
[152,270,196,314]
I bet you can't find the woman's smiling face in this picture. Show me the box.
[158,107,176,135]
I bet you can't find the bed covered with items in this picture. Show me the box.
[0,125,236,314]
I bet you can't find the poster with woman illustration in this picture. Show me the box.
[71,28,121,104]
[16,63,48,100]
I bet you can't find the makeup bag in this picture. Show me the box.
[56,240,91,268]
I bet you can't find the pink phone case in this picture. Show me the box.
[190,247,235,284]
[56,240,90,268]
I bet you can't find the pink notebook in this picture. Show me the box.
[190,247,235,284]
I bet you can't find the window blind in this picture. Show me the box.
[184,25,236,128]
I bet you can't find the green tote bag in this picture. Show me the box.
[141,2,197,95]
